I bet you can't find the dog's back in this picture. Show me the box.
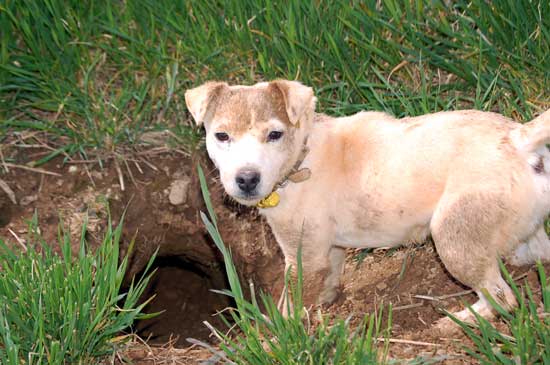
[307,110,541,232]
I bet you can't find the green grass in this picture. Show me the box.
[197,164,392,364]
[451,261,550,365]
[1,1,549,160]
[0,214,157,364]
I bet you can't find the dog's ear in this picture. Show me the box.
[269,80,315,125]
[185,81,228,125]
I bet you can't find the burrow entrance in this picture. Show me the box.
[134,254,232,346]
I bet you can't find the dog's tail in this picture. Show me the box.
[512,110,550,152]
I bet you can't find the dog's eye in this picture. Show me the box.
[267,131,284,142]
[215,132,230,142]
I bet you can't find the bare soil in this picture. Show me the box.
[0,148,546,364]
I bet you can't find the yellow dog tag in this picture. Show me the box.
[256,191,280,208]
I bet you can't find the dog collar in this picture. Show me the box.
[256,140,311,209]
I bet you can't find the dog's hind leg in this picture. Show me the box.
[319,246,346,304]
[508,225,550,266]
[430,191,517,329]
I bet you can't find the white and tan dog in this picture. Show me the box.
[186,80,550,325]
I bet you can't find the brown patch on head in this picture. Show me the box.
[211,85,292,138]
[187,80,315,143]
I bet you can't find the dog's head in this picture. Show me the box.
[185,80,316,206]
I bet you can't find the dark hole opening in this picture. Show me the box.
[134,255,232,347]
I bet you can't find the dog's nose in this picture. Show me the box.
[235,169,261,193]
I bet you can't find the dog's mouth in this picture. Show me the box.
[230,187,278,206]
[232,193,263,206]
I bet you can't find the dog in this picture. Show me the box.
[185,80,550,327]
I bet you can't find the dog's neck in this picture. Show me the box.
[279,138,311,186]
[256,112,336,209]
[256,136,311,208]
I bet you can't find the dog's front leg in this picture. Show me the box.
[274,223,340,313]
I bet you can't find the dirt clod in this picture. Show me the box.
[168,177,191,205]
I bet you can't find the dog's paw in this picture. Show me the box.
[318,287,340,305]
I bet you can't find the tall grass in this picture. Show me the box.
[2,1,549,156]
[0,215,157,364]
[197,165,392,364]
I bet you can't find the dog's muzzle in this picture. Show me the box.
[235,169,261,193]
